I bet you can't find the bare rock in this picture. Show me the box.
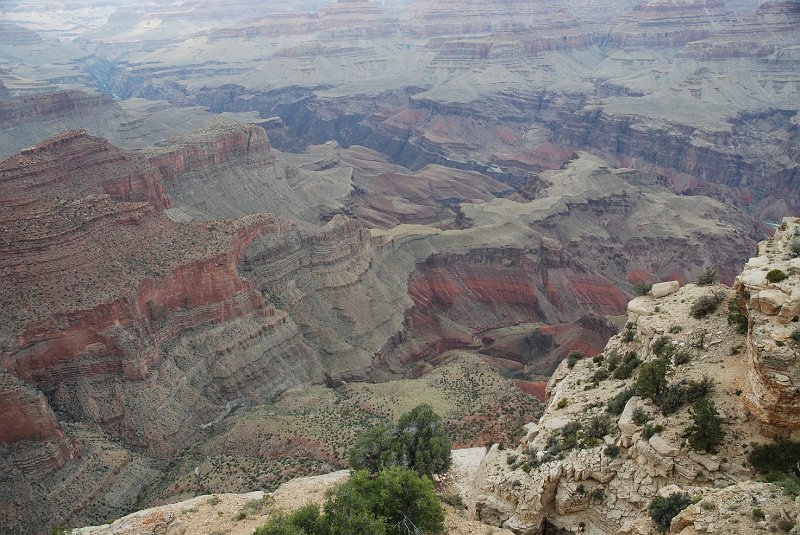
[651,281,679,298]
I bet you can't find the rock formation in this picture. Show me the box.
[471,219,800,534]
[735,220,800,434]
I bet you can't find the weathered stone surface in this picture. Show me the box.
[648,435,679,457]
[651,281,680,298]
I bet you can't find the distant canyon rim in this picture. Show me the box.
[0,0,798,533]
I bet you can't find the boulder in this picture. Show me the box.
[651,281,679,298]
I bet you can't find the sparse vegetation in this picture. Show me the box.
[634,282,653,296]
[649,493,693,532]
[612,352,641,380]
[606,387,636,415]
[657,377,714,415]
[690,295,720,319]
[632,407,650,425]
[643,423,663,440]
[695,267,719,286]
[567,351,585,368]
[727,299,748,334]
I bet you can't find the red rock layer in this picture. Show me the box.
[0,129,171,210]
[0,124,283,448]
[401,247,626,367]
[142,117,275,183]
[0,90,114,127]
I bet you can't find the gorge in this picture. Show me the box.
[0,0,798,533]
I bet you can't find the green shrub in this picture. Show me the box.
[643,423,663,439]
[590,488,605,502]
[291,504,323,534]
[690,295,719,319]
[695,267,719,286]
[673,350,691,366]
[767,269,788,283]
[348,424,395,474]
[622,327,636,343]
[668,325,682,334]
[632,407,650,425]
[749,438,800,475]
[440,493,465,509]
[557,398,568,409]
[790,238,800,257]
[791,329,800,343]
[649,493,693,532]
[258,469,443,535]
[606,387,636,415]
[777,517,795,532]
[613,352,641,380]
[635,357,671,399]
[604,444,620,458]
[727,299,748,334]
[657,377,713,416]
[752,507,766,521]
[591,368,609,383]
[585,414,612,440]
[567,351,585,368]
[634,282,653,296]
[686,399,724,453]
[254,512,309,535]
[652,336,672,358]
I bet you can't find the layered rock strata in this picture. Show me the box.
[472,222,800,534]
[735,218,800,434]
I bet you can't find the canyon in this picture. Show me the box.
[0,0,797,533]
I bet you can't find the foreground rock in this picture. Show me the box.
[472,219,800,533]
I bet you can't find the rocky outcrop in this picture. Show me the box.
[735,217,800,434]
[0,129,171,209]
[609,0,735,49]
[682,1,800,59]
[0,90,114,126]
[472,225,800,533]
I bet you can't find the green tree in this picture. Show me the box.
[324,469,444,535]
[686,398,724,453]
[350,404,451,478]
[392,404,452,477]
[635,357,671,399]
[349,423,395,474]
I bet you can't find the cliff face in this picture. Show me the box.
[0,90,114,127]
[471,219,800,534]
[0,122,326,532]
[608,0,735,49]
[735,219,800,434]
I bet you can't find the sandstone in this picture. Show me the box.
[627,297,655,322]
[648,435,679,457]
[651,281,680,298]
[758,289,788,315]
